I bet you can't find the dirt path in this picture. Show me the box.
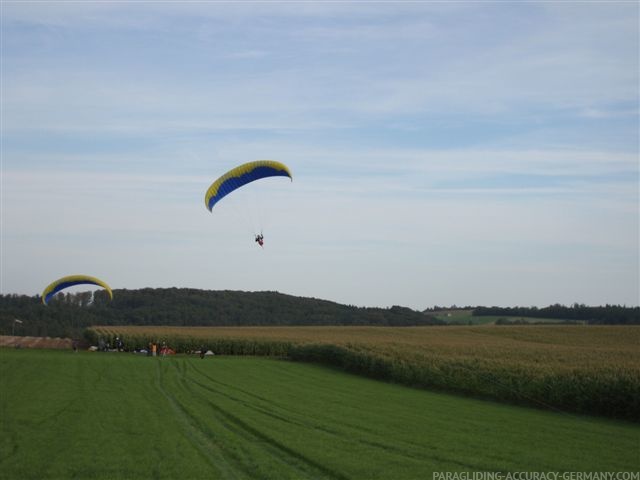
[0,335,74,350]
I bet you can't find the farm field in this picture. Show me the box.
[0,348,638,479]
[89,325,640,420]
[430,309,567,325]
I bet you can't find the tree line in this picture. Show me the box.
[2,289,637,338]
[0,288,444,338]
[473,303,639,324]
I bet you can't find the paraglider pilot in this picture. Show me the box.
[255,234,264,247]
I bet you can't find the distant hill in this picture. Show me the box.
[0,288,443,338]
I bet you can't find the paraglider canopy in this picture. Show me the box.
[41,274,113,305]
[204,160,292,212]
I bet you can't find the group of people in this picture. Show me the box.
[92,337,212,358]
[97,336,125,352]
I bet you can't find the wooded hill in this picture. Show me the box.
[0,288,443,338]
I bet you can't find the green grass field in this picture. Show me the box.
[1,349,638,479]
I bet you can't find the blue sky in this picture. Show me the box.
[1,1,638,309]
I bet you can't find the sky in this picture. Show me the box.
[1,1,638,310]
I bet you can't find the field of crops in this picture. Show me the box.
[1,348,638,479]
[87,325,640,420]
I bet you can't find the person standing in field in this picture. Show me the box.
[200,345,206,359]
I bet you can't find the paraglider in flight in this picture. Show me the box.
[41,274,113,305]
[204,160,292,212]
[205,160,292,247]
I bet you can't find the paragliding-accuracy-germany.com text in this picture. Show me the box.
[433,473,639,480]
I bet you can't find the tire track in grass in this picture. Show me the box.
[186,359,484,473]
[189,360,377,435]
[153,360,245,480]
[162,358,336,480]
[162,362,274,479]
[172,360,350,480]
[189,362,459,462]
[188,364,432,462]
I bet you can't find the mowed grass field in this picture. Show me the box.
[1,349,638,479]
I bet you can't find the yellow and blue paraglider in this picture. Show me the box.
[204,160,292,212]
[41,274,113,305]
